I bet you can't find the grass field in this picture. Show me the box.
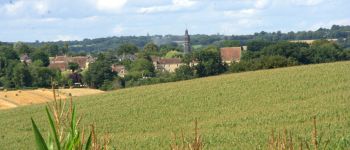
[0,61,350,149]
[0,88,104,110]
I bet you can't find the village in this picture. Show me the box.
[43,30,244,80]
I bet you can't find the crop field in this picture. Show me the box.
[0,61,350,149]
[0,88,104,110]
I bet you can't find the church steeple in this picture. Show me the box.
[184,29,191,54]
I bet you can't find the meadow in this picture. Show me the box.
[0,61,350,149]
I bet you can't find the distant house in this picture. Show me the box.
[49,55,95,71]
[20,54,31,64]
[220,47,242,64]
[111,65,128,77]
[152,57,183,72]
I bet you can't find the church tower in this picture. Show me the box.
[184,29,191,54]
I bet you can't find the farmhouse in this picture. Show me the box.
[49,55,95,71]
[220,47,242,64]
[20,54,31,64]
[111,65,128,77]
[152,57,183,73]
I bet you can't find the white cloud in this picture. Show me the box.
[224,8,258,18]
[34,1,49,15]
[54,35,81,41]
[2,0,25,15]
[254,0,269,9]
[291,0,325,6]
[95,0,128,12]
[138,0,197,14]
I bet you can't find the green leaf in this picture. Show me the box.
[85,131,92,150]
[31,118,49,150]
[71,105,76,135]
[46,107,61,150]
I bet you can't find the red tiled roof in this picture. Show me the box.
[157,58,182,64]
[70,57,88,68]
[220,47,242,62]
[49,62,67,71]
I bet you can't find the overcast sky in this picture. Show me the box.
[0,0,349,42]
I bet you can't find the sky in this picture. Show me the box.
[0,0,349,42]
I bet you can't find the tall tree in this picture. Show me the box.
[85,55,117,88]
[143,42,159,55]
[117,43,139,56]
[31,49,50,67]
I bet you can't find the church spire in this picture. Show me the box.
[184,29,191,54]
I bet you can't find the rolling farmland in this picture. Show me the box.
[0,61,350,149]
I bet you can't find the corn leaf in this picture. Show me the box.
[31,118,49,150]
[46,107,61,150]
[85,131,92,150]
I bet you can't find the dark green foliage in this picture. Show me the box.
[193,46,226,77]
[246,40,274,52]
[117,43,139,55]
[229,55,298,73]
[14,42,32,55]
[85,55,117,89]
[13,63,32,88]
[143,42,159,55]
[100,78,125,91]
[126,58,155,80]
[30,67,56,87]
[0,45,20,60]
[40,44,60,57]
[31,50,50,67]
[216,40,240,47]
[175,65,194,80]
[68,62,80,72]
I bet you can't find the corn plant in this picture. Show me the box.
[170,119,203,150]
[31,82,110,150]
[268,117,330,150]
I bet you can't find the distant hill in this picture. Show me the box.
[3,24,347,53]
[1,61,350,149]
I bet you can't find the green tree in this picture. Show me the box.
[193,46,226,77]
[128,58,155,79]
[13,42,32,55]
[40,44,60,56]
[175,65,194,80]
[247,40,274,52]
[143,42,159,55]
[165,50,182,58]
[85,55,117,89]
[217,40,240,47]
[13,63,32,88]
[68,62,80,72]
[117,43,139,56]
[31,50,50,67]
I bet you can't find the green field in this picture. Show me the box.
[1,61,350,149]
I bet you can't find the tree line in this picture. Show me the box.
[15,25,350,53]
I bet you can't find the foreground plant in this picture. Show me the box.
[268,117,330,150]
[31,83,110,150]
[171,119,203,150]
